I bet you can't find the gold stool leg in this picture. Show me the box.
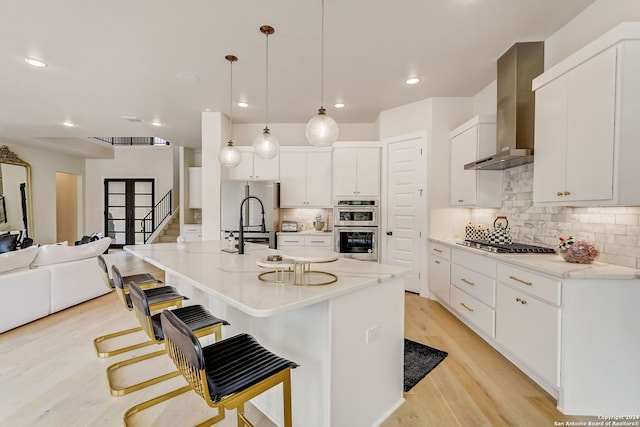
[93,326,155,358]
[107,349,179,396]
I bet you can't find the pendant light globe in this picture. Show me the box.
[219,54,241,168]
[253,25,279,159]
[219,141,241,167]
[306,107,339,147]
[253,127,280,159]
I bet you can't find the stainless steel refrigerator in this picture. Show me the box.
[220,181,280,248]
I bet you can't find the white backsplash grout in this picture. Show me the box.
[470,163,640,269]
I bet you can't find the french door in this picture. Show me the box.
[104,179,154,247]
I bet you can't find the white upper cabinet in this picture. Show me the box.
[449,115,502,208]
[279,147,332,207]
[227,146,279,181]
[533,23,640,206]
[332,143,380,198]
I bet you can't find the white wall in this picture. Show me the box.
[2,143,86,244]
[232,122,377,146]
[544,0,640,69]
[378,97,474,240]
[201,112,225,240]
[84,146,174,237]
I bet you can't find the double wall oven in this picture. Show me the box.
[334,200,378,261]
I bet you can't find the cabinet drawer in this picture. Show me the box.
[430,242,451,261]
[304,235,332,247]
[450,285,495,338]
[278,235,304,246]
[452,249,496,278]
[451,264,495,308]
[497,264,561,305]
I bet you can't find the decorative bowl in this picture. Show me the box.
[559,240,599,264]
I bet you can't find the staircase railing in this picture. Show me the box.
[141,190,172,243]
[93,136,170,146]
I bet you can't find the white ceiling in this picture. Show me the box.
[0,0,596,156]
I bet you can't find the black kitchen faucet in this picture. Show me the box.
[238,195,266,255]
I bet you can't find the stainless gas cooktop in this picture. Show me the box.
[459,239,556,254]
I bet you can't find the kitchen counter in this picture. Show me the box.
[124,240,408,427]
[277,230,334,235]
[428,237,640,416]
[429,237,640,279]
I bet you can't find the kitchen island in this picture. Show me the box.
[124,240,409,427]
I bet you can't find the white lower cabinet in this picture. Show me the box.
[450,248,496,337]
[277,233,333,250]
[428,243,450,303]
[496,282,560,387]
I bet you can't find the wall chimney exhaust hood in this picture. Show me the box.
[465,42,544,170]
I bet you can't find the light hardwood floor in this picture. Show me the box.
[0,251,596,426]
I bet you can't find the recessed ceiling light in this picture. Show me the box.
[405,77,421,85]
[334,102,345,109]
[237,101,249,108]
[62,121,75,127]
[25,57,47,67]
[151,121,162,127]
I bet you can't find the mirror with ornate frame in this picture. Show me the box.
[0,145,34,240]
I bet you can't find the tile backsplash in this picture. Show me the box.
[281,208,333,232]
[470,163,640,269]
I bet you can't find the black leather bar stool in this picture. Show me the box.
[97,254,162,291]
[123,309,298,427]
[93,264,187,358]
[107,282,229,397]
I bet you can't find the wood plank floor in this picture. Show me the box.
[0,251,597,426]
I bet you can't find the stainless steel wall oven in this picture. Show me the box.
[334,200,378,261]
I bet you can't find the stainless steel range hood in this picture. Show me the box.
[465,42,544,170]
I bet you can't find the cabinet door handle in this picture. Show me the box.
[509,275,532,286]
[309,240,324,244]
[564,191,571,196]
[460,303,474,312]
[433,248,443,253]
[461,278,475,286]
[516,297,527,305]
[557,191,563,196]
[458,199,464,203]
[435,260,441,264]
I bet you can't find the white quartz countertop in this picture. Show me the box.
[429,237,640,280]
[124,240,408,317]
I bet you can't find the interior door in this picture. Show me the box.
[104,179,154,247]
[385,136,425,293]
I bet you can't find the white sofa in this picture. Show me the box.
[0,238,115,333]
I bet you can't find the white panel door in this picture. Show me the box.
[386,137,424,293]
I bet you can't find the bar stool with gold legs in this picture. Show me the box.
[106,282,228,397]
[124,309,298,427]
[93,264,187,358]
[97,254,163,292]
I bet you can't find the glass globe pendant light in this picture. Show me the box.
[218,55,241,168]
[306,0,339,147]
[253,25,280,159]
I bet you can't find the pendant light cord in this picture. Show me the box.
[265,31,270,129]
[229,58,234,141]
[321,0,325,108]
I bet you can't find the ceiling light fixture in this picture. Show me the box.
[151,121,162,127]
[237,101,249,108]
[25,57,47,67]
[305,0,339,147]
[334,102,345,109]
[253,25,279,159]
[62,121,75,127]
[405,76,421,85]
[219,54,241,168]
